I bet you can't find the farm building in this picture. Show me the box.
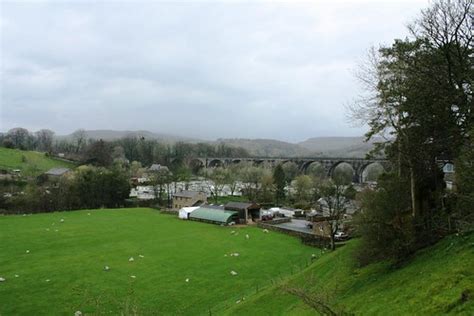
[172,190,207,209]
[224,202,261,224]
[148,164,169,172]
[268,207,304,218]
[178,206,200,220]
[44,167,71,177]
[189,206,239,225]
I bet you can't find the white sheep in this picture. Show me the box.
[139,255,145,258]
[230,270,238,276]
[245,234,249,239]
[263,229,269,233]
[185,278,189,282]
[74,311,83,316]
[104,266,110,271]
[129,257,134,262]
[0,277,5,282]
[60,219,65,223]
[26,250,30,254]
[130,275,136,279]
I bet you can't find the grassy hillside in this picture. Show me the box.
[0,147,74,176]
[0,208,316,315]
[224,233,474,315]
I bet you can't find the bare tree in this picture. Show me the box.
[317,178,350,250]
[35,129,55,152]
[72,129,87,153]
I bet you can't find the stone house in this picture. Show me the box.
[172,190,207,209]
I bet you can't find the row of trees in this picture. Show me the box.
[0,165,131,214]
[350,0,473,265]
[0,128,251,167]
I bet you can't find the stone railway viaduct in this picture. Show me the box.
[174,156,391,183]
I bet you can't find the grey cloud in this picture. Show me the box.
[1,0,429,142]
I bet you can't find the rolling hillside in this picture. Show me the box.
[0,147,75,176]
[224,233,474,315]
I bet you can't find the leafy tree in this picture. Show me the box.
[294,175,313,208]
[84,140,113,167]
[282,162,300,185]
[354,173,414,265]
[455,131,474,230]
[273,164,286,205]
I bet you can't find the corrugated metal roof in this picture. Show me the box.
[189,207,238,223]
[45,168,71,176]
[225,202,259,210]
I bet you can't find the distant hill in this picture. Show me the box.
[298,136,383,158]
[216,138,318,157]
[56,130,382,158]
[59,130,201,143]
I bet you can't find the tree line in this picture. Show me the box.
[0,128,251,167]
[349,0,473,265]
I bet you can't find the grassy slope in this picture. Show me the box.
[0,147,74,176]
[224,233,474,315]
[0,208,316,315]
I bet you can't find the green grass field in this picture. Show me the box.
[225,232,474,315]
[0,147,75,176]
[0,208,316,315]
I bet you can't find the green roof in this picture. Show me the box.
[189,207,238,224]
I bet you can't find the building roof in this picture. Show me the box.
[173,190,204,198]
[189,207,238,224]
[225,202,260,210]
[148,164,169,172]
[45,167,71,176]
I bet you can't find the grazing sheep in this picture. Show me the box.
[245,234,249,239]
[263,229,269,233]
[129,257,134,262]
[230,270,238,276]
[130,275,136,279]
[74,311,82,316]
[45,279,50,282]
[0,277,5,282]
[25,250,30,254]
[236,300,241,304]
[87,213,91,216]
[234,253,240,257]
[230,231,235,235]
[60,219,65,223]
[139,255,144,258]
[185,278,189,282]
[104,266,110,271]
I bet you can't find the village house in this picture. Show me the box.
[172,190,207,209]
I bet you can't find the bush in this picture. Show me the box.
[354,173,415,266]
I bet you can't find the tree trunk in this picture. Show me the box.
[410,166,418,218]
[330,234,336,251]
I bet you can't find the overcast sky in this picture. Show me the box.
[1,0,429,142]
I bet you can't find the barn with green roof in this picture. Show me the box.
[189,206,239,225]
